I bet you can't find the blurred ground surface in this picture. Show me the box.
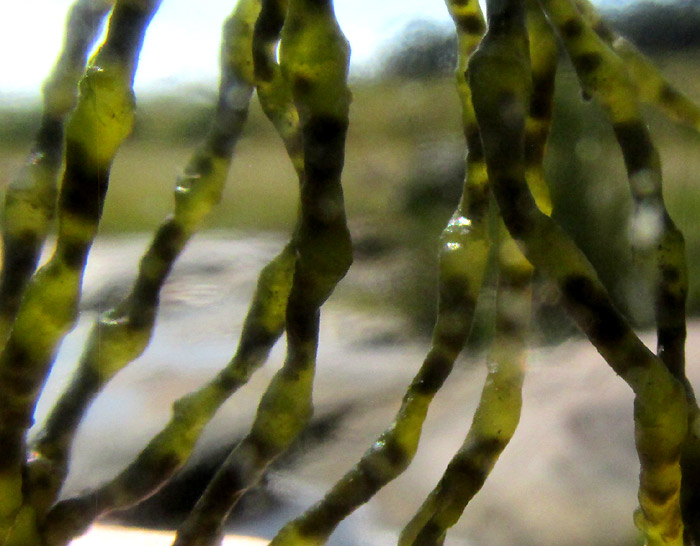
[36,233,696,546]
[69,525,267,546]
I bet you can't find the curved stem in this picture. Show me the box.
[172,1,353,545]
[0,2,160,543]
[0,0,113,344]
[25,0,260,517]
[574,0,700,132]
[398,3,558,541]
[399,229,531,546]
[469,0,687,542]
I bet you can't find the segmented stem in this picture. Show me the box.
[40,243,295,546]
[469,0,687,543]
[265,208,488,546]
[0,0,113,344]
[560,0,700,544]
[397,4,558,541]
[399,232,532,546]
[173,1,354,543]
[36,0,295,540]
[540,0,688,391]
[25,0,261,517]
[253,0,303,175]
[574,0,700,132]
[0,2,160,543]
[257,9,495,546]
[523,0,556,215]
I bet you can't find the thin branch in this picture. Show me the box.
[0,1,160,543]
[399,229,531,546]
[0,0,113,343]
[574,0,700,132]
[397,2,558,542]
[25,0,260,516]
[469,0,687,542]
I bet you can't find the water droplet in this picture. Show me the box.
[29,151,45,165]
[99,315,129,327]
[448,216,472,228]
[175,174,201,195]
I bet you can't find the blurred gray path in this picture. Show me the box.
[32,233,700,546]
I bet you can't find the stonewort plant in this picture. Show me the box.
[2,0,700,545]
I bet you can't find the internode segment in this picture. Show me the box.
[0,0,114,343]
[0,2,160,544]
[469,0,688,543]
[27,0,261,521]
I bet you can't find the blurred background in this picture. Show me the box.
[2,1,700,546]
[3,0,700,336]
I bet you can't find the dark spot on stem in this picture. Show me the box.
[0,430,24,471]
[292,74,313,98]
[45,495,101,541]
[207,105,250,158]
[660,265,681,284]
[465,183,490,221]
[30,467,55,491]
[659,83,680,105]
[648,483,680,506]
[2,342,35,397]
[574,52,602,75]
[613,120,655,174]
[381,436,409,469]
[496,313,525,338]
[40,365,102,447]
[657,289,686,316]
[439,276,472,309]
[102,2,154,66]
[456,13,485,35]
[465,123,483,160]
[61,142,109,224]
[524,133,545,166]
[414,520,444,546]
[151,221,186,265]
[475,435,508,457]
[131,276,161,313]
[448,455,488,486]
[561,274,627,347]
[36,116,66,163]
[357,460,388,492]
[0,233,42,316]
[302,115,348,188]
[238,324,280,362]
[121,451,183,501]
[560,18,584,39]
[189,154,214,178]
[304,115,348,147]
[493,175,537,238]
[297,497,347,540]
[530,74,555,119]
[59,239,89,270]
[412,351,454,395]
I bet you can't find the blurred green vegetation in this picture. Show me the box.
[2,51,700,336]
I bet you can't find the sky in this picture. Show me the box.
[0,0,463,100]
